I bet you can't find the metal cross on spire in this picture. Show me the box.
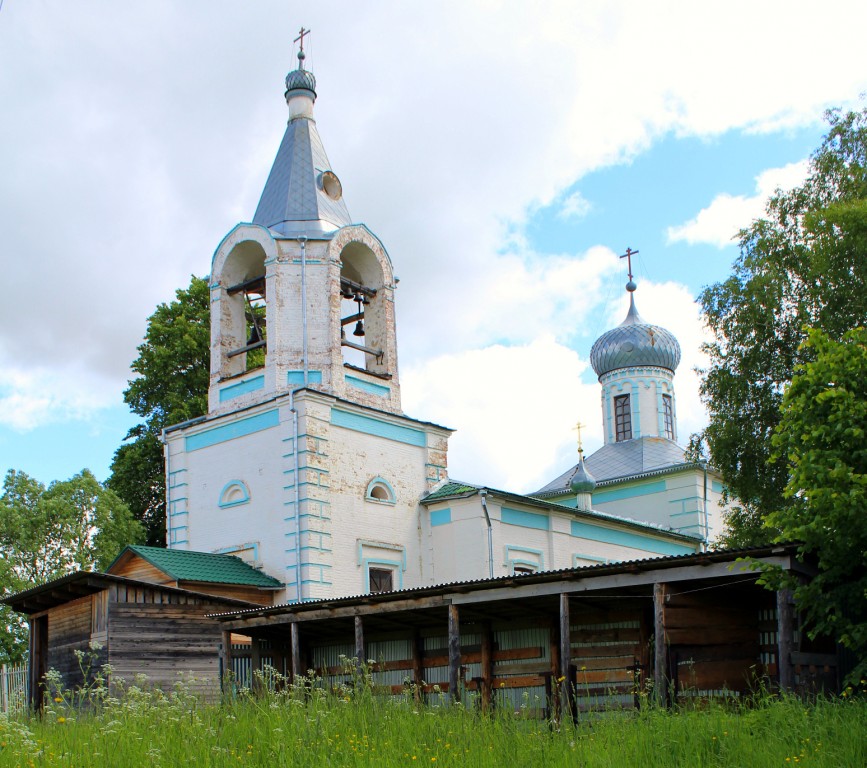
[294,26,310,68]
[620,247,639,283]
[572,421,586,456]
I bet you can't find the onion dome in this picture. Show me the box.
[589,283,681,377]
[569,454,596,494]
[285,50,317,99]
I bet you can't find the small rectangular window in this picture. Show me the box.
[614,394,632,442]
[662,394,674,440]
[368,567,393,594]
[513,565,536,576]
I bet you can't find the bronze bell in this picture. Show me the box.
[247,324,261,345]
[353,320,365,337]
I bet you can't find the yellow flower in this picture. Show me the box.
[580,666,587,671]
[53,696,63,703]
[56,717,66,724]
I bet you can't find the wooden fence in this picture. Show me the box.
[1,662,28,713]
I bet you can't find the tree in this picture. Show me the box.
[107,275,210,546]
[766,327,867,682]
[0,469,143,662]
[699,106,867,546]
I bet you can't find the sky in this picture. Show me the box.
[1,1,865,496]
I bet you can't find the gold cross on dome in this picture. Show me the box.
[620,247,639,282]
[572,421,586,455]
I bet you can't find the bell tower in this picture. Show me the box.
[208,38,402,417]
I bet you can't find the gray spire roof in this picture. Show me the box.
[252,66,352,237]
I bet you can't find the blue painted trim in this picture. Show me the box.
[331,408,426,447]
[573,552,610,565]
[712,480,724,494]
[287,370,323,385]
[430,508,452,527]
[219,375,265,402]
[505,545,544,572]
[501,507,549,531]
[355,540,406,570]
[365,476,396,504]
[346,375,390,397]
[213,542,259,560]
[592,480,667,504]
[186,409,279,451]
[218,480,251,508]
[570,520,695,556]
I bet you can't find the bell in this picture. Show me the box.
[353,320,365,337]
[247,325,261,345]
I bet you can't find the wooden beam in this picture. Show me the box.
[559,593,572,719]
[550,620,561,722]
[411,631,424,703]
[777,589,795,692]
[448,604,461,703]
[250,637,261,693]
[290,622,302,681]
[220,630,232,694]
[480,622,493,713]
[654,582,668,706]
[354,615,365,672]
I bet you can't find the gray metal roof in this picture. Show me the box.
[589,294,681,377]
[534,436,689,495]
[252,75,352,237]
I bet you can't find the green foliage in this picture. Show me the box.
[1,677,865,767]
[0,469,142,662]
[699,106,867,546]
[767,327,867,682]
[107,275,210,546]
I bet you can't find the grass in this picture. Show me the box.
[0,668,865,767]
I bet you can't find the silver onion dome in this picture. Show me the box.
[569,455,596,494]
[285,67,317,99]
[590,292,681,377]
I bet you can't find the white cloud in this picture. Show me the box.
[1,0,866,482]
[667,160,810,247]
[558,191,592,220]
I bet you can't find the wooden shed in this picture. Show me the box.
[212,543,840,713]
[4,547,283,709]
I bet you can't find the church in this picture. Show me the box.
[9,42,837,710]
[160,41,727,605]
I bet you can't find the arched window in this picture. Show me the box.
[339,242,388,376]
[365,477,396,504]
[218,480,251,508]
[218,241,268,378]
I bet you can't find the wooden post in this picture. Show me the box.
[355,616,367,679]
[549,620,561,722]
[250,636,261,693]
[559,593,572,719]
[411,631,424,701]
[777,589,795,692]
[653,583,668,706]
[290,622,302,682]
[448,604,461,703]
[220,630,233,695]
[480,623,493,712]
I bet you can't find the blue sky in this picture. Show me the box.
[0,1,862,494]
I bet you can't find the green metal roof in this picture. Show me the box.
[422,481,480,501]
[112,545,282,588]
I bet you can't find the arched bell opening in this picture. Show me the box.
[217,240,268,379]
[338,241,389,377]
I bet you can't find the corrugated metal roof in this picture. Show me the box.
[207,543,801,620]
[535,436,689,495]
[115,545,283,588]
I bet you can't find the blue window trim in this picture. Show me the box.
[365,476,396,504]
[504,545,544,573]
[218,479,251,508]
[363,558,404,592]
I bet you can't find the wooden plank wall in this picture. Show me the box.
[108,602,224,695]
[108,556,176,586]
[665,588,767,698]
[178,582,274,606]
[46,595,107,691]
[570,601,649,711]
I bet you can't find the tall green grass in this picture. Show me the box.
[1,666,864,767]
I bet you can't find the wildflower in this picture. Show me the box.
[557,676,565,683]
[56,717,65,724]
[53,696,62,703]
